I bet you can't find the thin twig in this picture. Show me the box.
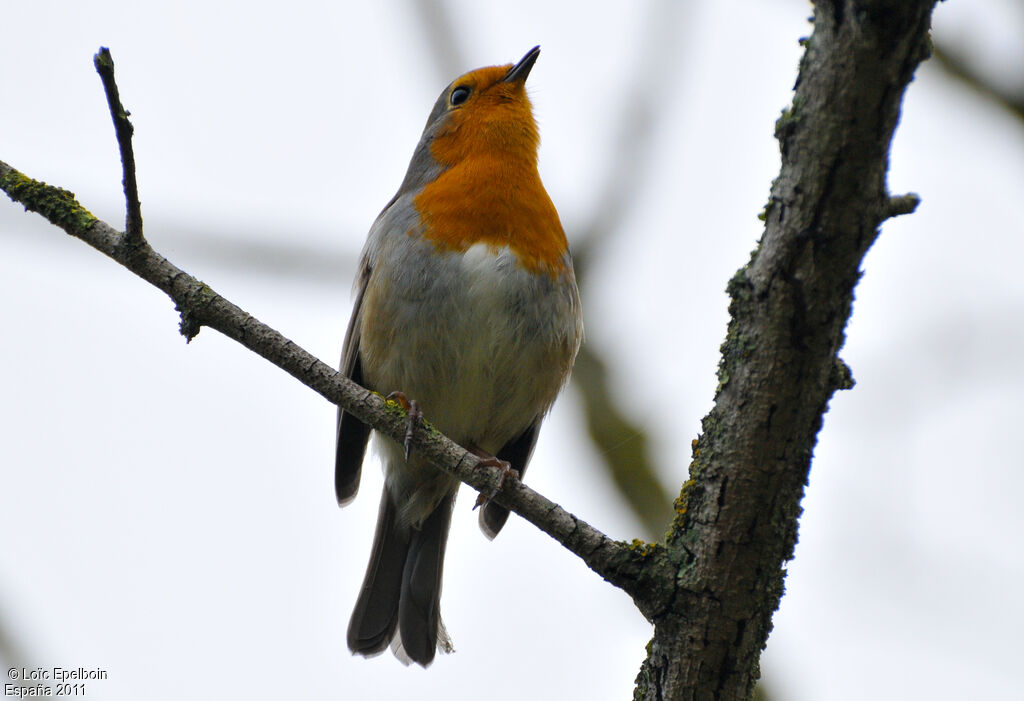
[93,47,144,245]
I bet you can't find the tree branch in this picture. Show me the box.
[632,1,936,698]
[0,155,665,608]
[93,47,144,245]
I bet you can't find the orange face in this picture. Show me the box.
[428,65,541,167]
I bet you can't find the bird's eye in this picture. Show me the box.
[449,86,471,106]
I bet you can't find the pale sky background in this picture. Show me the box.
[1,1,1022,700]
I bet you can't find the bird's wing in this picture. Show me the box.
[335,261,372,505]
[478,419,542,539]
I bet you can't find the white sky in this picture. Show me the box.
[1,1,1022,700]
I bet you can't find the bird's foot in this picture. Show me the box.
[470,449,520,509]
[386,391,422,460]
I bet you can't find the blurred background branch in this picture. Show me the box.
[931,41,1024,124]
[411,0,466,82]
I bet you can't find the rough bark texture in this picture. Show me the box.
[632,2,935,699]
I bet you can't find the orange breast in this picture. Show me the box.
[413,154,568,275]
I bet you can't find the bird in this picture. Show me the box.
[335,45,582,667]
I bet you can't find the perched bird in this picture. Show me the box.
[336,46,582,667]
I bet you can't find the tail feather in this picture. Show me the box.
[398,492,455,666]
[347,488,455,667]
[347,489,410,656]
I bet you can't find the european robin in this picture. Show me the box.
[335,46,582,667]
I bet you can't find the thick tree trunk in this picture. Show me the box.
[633,2,937,698]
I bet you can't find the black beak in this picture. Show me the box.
[503,46,540,84]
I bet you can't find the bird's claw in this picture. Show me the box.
[386,391,421,460]
[471,453,520,509]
